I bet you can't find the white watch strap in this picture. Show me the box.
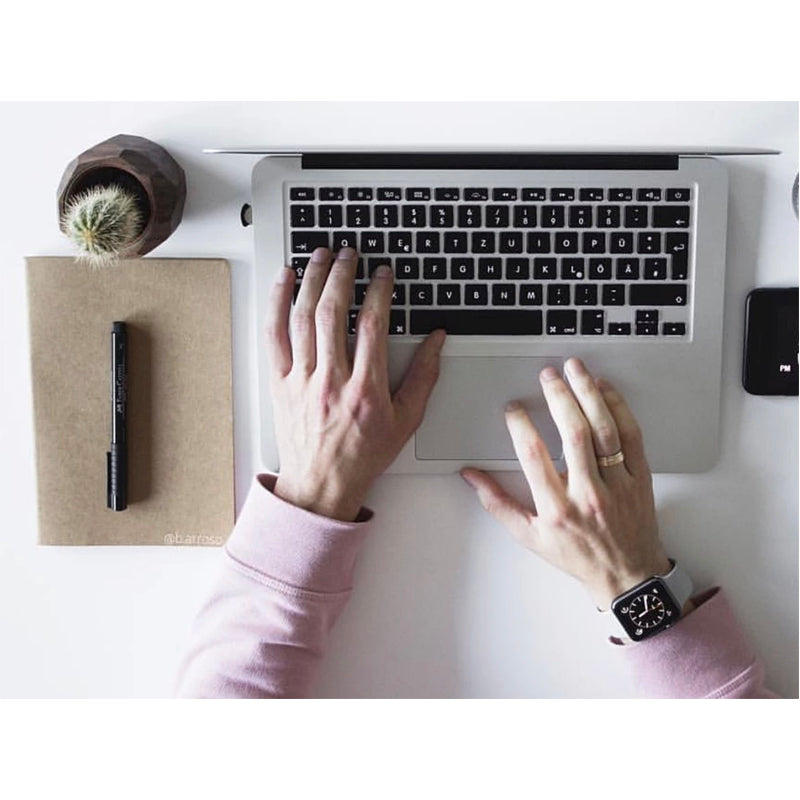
[600,560,693,639]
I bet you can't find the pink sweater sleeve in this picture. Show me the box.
[175,473,373,698]
[176,474,778,699]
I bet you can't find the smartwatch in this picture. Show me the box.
[603,560,693,641]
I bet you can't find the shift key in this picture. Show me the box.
[630,284,688,306]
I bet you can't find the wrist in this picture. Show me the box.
[587,554,673,610]
[273,474,365,522]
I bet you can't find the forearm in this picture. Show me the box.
[175,473,372,698]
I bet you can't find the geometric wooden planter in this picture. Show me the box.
[57,134,186,258]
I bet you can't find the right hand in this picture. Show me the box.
[460,358,671,610]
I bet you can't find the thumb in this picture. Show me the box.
[460,468,534,540]
[391,329,446,432]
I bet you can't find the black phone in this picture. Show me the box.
[742,287,799,395]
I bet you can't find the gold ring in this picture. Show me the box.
[597,450,625,467]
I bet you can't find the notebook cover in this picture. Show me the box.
[26,257,234,546]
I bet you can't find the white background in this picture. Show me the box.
[0,101,796,698]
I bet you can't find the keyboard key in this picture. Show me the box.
[597,205,621,228]
[430,205,455,227]
[547,284,571,305]
[360,232,384,253]
[410,284,434,305]
[290,204,315,227]
[444,232,469,253]
[374,204,399,227]
[368,258,392,276]
[410,309,543,335]
[492,284,516,305]
[546,309,577,335]
[435,188,460,201]
[568,206,593,228]
[663,322,687,335]
[519,284,543,305]
[636,310,659,324]
[493,188,517,201]
[320,187,344,201]
[666,188,691,202]
[354,283,368,305]
[391,285,406,305]
[332,231,358,250]
[527,232,551,254]
[580,188,604,201]
[575,285,598,305]
[406,188,431,201]
[403,205,426,227]
[602,284,626,305]
[624,205,648,228]
[348,187,373,201]
[452,258,475,279]
[417,232,440,253]
[609,189,633,201]
[478,258,502,279]
[608,322,631,335]
[541,205,566,228]
[290,187,315,200]
[389,310,407,335]
[588,258,612,279]
[345,205,370,227]
[561,258,585,280]
[319,205,343,227]
[637,232,661,254]
[581,309,605,335]
[388,231,414,253]
[616,257,640,279]
[486,205,510,228]
[396,257,420,279]
[421,258,445,279]
[554,232,579,253]
[499,231,524,253]
[644,257,668,280]
[653,206,691,228]
[438,285,461,305]
[533,257,557,279]
[666,232,689,279]
[637,188,662,202]
[522,188,547,201]
[292,231,329,253]
[291,256,309,274]
[513,205,537,228]
[630,284,688,305]
[551,188,575,201]
[465,284,489,305]
[636,321,658,336]
[464,188,489,201]
[458,205,482,228]
[471,232,496,254]
[378,188,403,200]
[610,232,634,254]
[505,257,530,279]
[583,232,606,254]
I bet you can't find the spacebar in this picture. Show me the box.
[410,309,543,335]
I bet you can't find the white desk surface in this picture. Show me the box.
[0,102,796,698]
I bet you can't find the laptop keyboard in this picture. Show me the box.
[286,184,693,338]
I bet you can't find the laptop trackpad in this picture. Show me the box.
[415,356,564,461]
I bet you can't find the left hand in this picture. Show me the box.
[265,246,446,522]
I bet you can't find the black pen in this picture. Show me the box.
[107,321,128,511]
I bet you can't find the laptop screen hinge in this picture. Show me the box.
[301,153,680,170]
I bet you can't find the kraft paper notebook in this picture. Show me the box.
[26,257,234,546]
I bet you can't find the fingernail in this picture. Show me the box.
[459,470,476,488]
[374,264,393,278]
[337,246,356,260]
[310,247,329,262]
[566,358,587,377]
[279,265,296,282]
[505,400,523,413]
[540,366,560,382]
[433,329,447,349]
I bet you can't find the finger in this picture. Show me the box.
[263,265,296,378]
[392,329,447,433]
[538,366,602,485]
[563,357,627,480]
[595,377,651,478]
[460,468,535,540]
[290,247,332,374]
[504,401,567,520]
[351,264,394,387]
[314,247,359,375]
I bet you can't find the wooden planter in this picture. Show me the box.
[57,134,186,257]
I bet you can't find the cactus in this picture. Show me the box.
[61,184,144,266]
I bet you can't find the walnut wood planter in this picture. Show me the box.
[57,134,186,257]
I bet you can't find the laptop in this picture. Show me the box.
[208,147,776,474]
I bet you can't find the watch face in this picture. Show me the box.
[612,579,681,640]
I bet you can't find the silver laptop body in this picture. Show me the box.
[245,149,735,474]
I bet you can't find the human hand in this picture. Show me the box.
[460,358,671,609]
[265,246,446,522]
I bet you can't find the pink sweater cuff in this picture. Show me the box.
[224,473,374,594]
[615,587,767,698]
